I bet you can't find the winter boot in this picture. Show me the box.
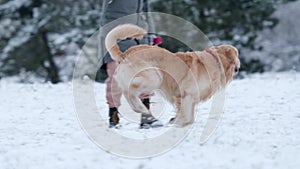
[140,99,163,129]
[109,107,120,128]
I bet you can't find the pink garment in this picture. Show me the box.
[106,61,122,108]
[153,36,163,45]
[105,61,151,108]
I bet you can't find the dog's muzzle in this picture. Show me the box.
[234,66,240,73]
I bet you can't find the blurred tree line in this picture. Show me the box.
[0,0,296,83]
[0,0,102,83]
[151,0,296,73]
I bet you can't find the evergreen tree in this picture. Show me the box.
[151,0,296,72]
[0,0,102,83]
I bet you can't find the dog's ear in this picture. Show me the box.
[224,46,239,65]
[210,46,218,51]
[214,45,239,66]
[224,46,240,73]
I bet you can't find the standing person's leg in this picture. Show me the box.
[106,61,122,127]
[105,38,163,128]
[140,95,163,129]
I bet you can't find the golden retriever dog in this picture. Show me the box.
[105,24,240,127]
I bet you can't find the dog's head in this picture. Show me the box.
[212,45,240,82]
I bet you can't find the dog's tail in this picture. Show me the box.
[105,24,147,62]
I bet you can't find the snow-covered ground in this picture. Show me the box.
[0,72,300,169]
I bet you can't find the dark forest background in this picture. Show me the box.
[0,0,299,83]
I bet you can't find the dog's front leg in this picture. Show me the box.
[173,93,194,127]
[169,96,181,124]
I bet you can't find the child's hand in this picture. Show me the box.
[153,36,163,45]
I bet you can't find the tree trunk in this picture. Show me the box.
[40,31,60,83]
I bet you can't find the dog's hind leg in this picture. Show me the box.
[123,69,162,115]
[124,89,151,115]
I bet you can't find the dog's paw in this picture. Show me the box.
[169,116,194,127]
[169,117,176,124]
[173,118,193,127]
